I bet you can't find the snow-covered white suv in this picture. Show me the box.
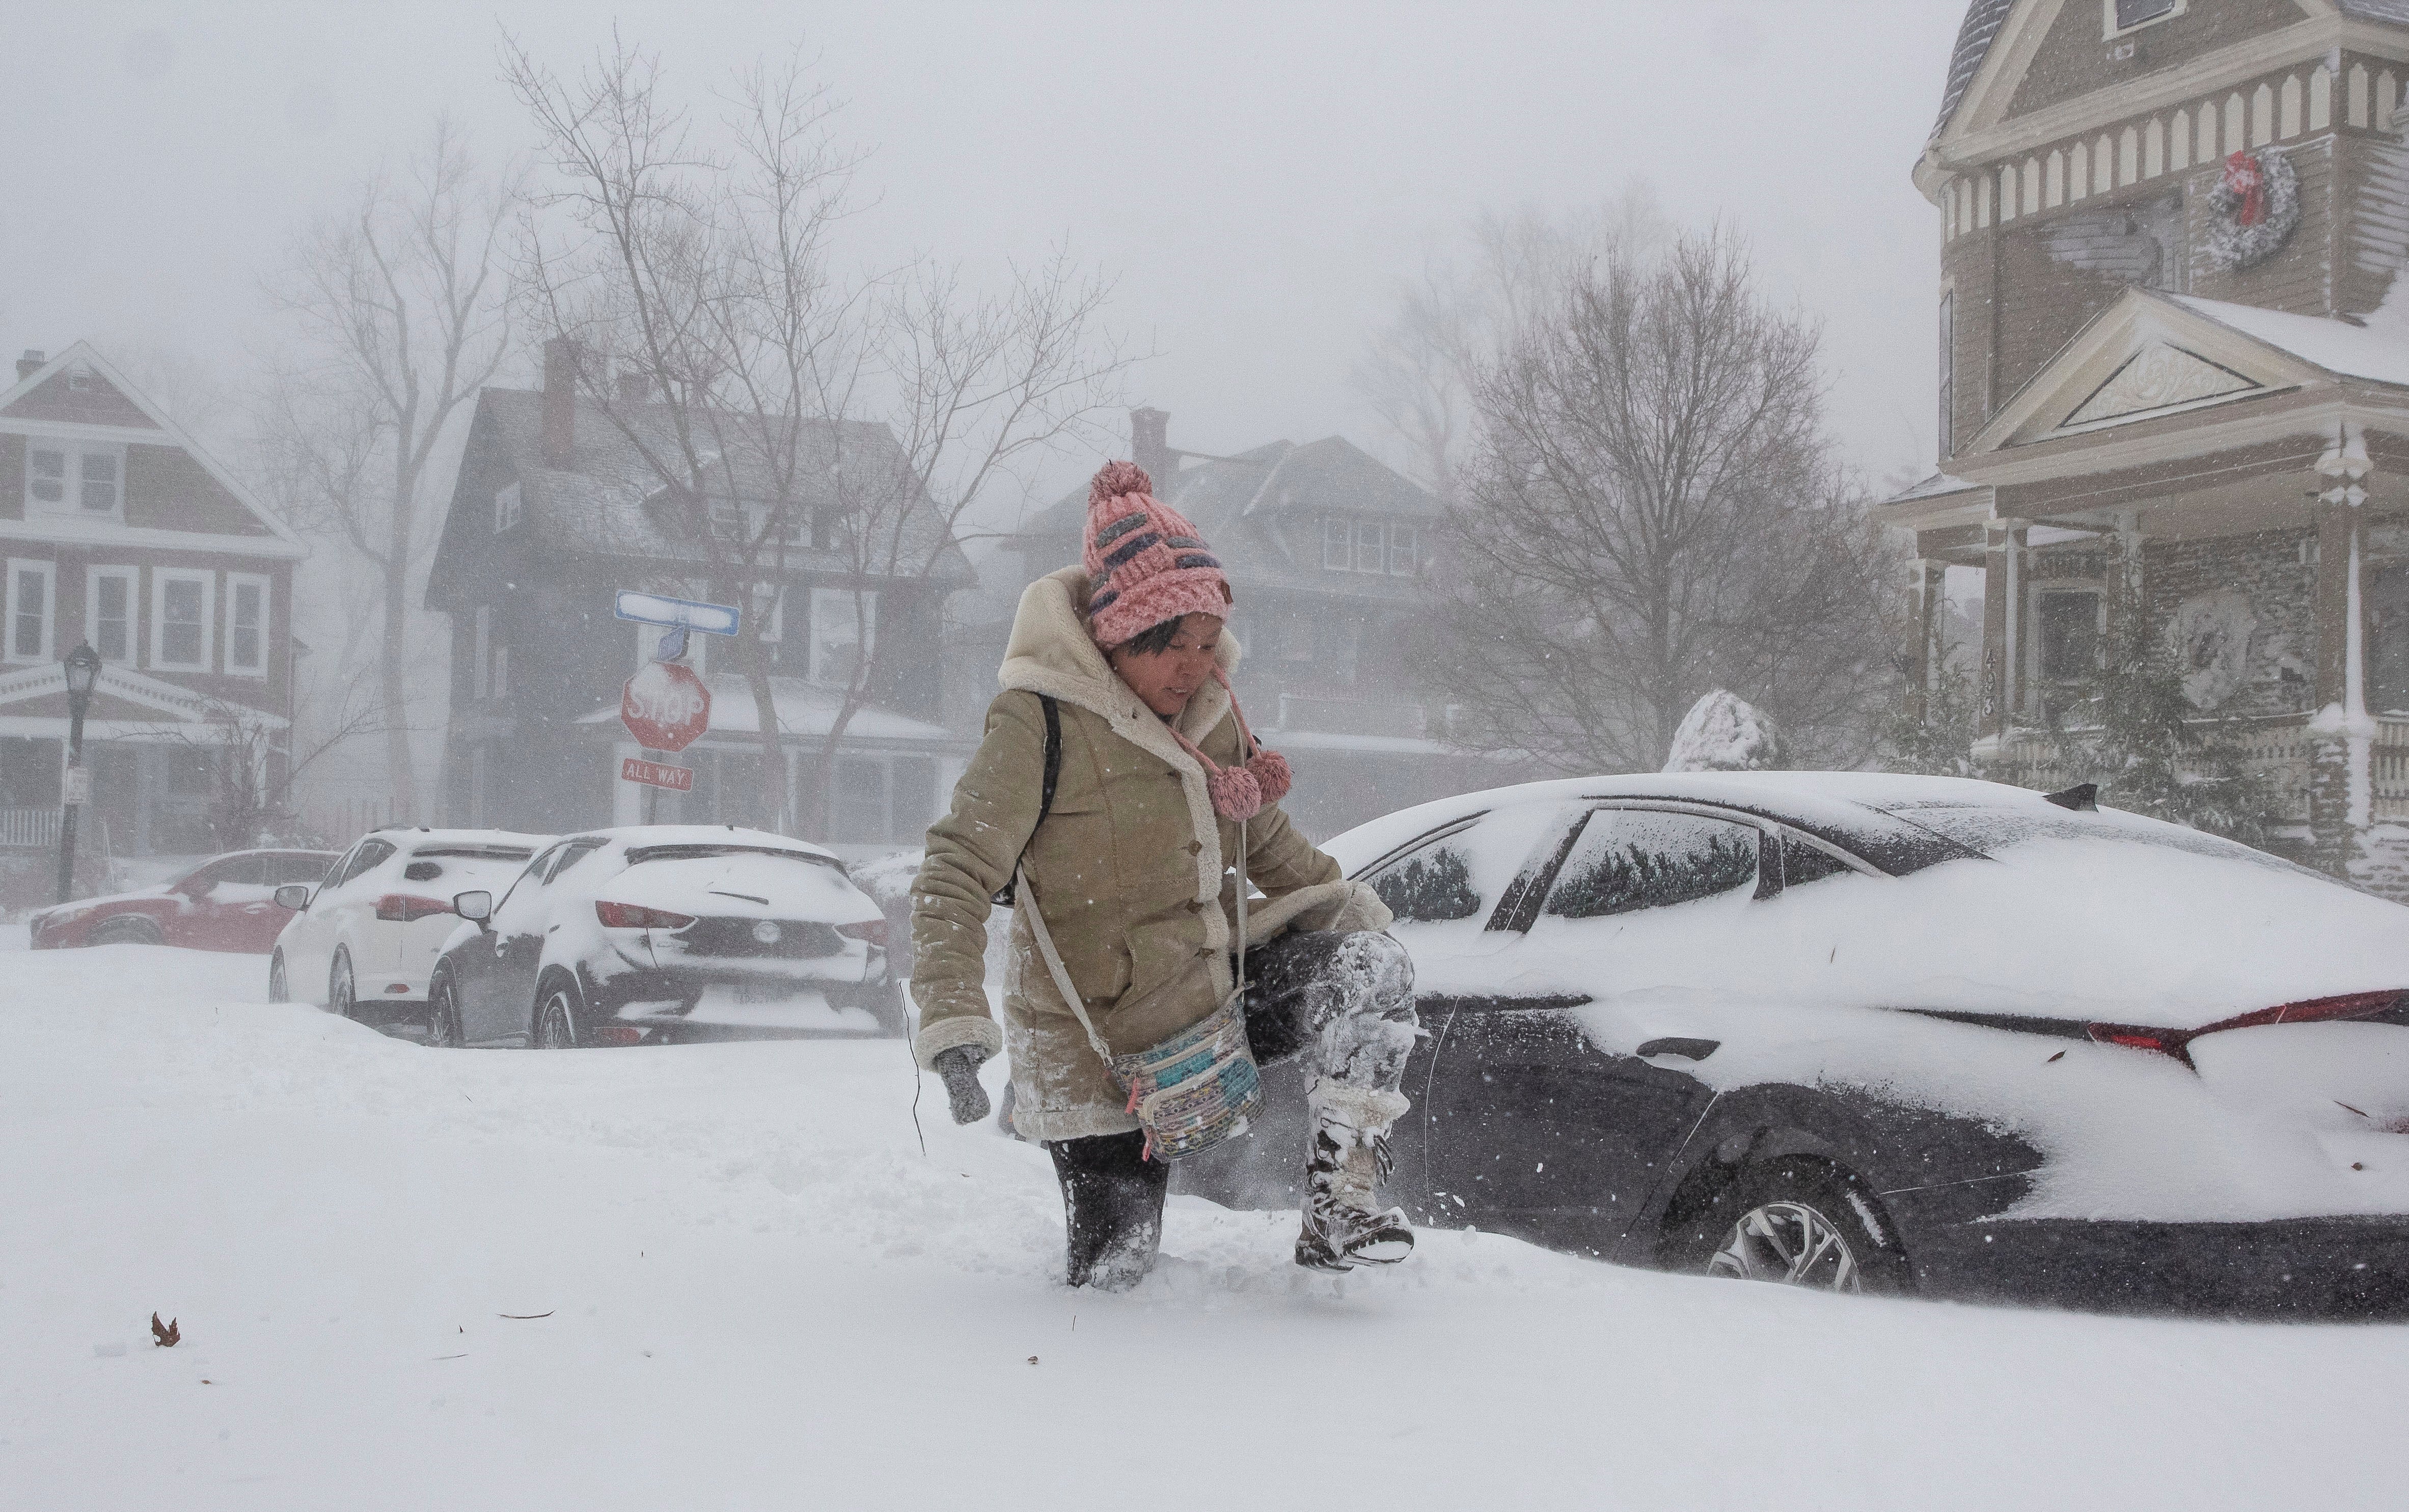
[269,828,551,1026]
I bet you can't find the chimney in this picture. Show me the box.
[17,349,46,382]
[541,337,581,469]
[1130,406,1172,490]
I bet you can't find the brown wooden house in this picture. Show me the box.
[1883,0,2409,887]
[0,343,305,895]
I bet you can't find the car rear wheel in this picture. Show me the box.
[90,916,162,947]
[533,983,581,1049]
[424,976,464,1049]
[1691,1158,1910,1297]
[329,949,359,1022]
[268,950,290,1004]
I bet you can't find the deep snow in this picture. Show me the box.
[4,934,2404,1510]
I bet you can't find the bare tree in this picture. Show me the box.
[262,120,516,821]
[504,36,1128,836]
[1352,187,1673,500]
[1429,228,1896,774]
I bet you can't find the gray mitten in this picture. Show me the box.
[933,1044,992,1125]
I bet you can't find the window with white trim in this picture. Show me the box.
[87,566,136,663]
[808,588,876,688]
[1322,516,1419,576]
[225,573,270,677]
[6,559,57,665]
[152,569,214,671]
[2103,0,2181,38]
[23,443,125,518]
[495,480,523,533]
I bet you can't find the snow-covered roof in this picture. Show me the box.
[436,387,974,591]
[1018,436,1439,604]
[1929,0,2013,145]
[2169,296,2409,391]
[575,674,958,745]
[1883,471,1982,506]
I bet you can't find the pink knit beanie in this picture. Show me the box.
[1082,460,1233,651]
[1079,460,1291,821]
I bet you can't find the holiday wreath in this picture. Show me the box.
[2204,147,2300,271]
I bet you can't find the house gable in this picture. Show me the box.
[0,343,303,554]
[1999,2,2319,127]
[1970,287,2325,450]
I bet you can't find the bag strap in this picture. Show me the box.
[1018,814,1249,1077]
[990,694,1061,908]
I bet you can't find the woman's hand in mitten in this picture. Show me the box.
[932,1044,992,1125]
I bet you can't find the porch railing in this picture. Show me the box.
[0,807,61,849]
[1993,716,2409,825]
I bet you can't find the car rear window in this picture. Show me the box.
[1876,802,2316,877]
[402,846,535,884]
[623,844,841,871]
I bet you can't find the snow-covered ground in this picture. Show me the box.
[4,934,2402,1510]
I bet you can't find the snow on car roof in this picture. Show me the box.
[376,828,553,856]
[571,824,842,862]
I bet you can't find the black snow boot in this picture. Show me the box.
[1048,1130,1169,1291]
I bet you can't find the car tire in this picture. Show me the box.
[329,948,359,1022]
[424,975,464,1049]
[533,981,582,1049]
[268,950,290,1004]
[1674,1157,1911,1297]
[90,915,162,947]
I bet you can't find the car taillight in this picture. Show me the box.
[837,918,889,948]
[375,894,452,923]
[2089,990,2407,1066]
[595,900,695,930]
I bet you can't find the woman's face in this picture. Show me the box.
[1109,613,1224,717]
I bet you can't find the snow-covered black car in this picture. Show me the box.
[1175,773,2409,1316]
[425,826,897,1047]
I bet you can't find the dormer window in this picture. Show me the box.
[1322,516,1419,576]
[2104,0,2180,38]
[25,443,123,518]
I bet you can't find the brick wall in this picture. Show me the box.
[2144,526,2316,719]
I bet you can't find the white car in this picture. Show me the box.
[426,825,898,1047]
[269,828,552,1026]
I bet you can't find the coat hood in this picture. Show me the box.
[998,566,1239,749]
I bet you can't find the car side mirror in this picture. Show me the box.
[273,884,310,911]
[453,890,494,926]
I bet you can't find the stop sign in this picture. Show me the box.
[621,660,711,753]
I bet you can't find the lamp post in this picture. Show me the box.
[55,642,100,905]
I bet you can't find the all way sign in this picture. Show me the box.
[621,756,694,792]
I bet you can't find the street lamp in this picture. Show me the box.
[55,642,100,905]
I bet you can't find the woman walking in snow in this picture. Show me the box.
[909,460,1419,1290]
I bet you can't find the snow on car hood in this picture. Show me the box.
[602,851,880,924]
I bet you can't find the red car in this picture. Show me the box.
[27,848,340,953]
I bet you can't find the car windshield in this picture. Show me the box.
[622,843,841,872]
[1875,801,2326,880]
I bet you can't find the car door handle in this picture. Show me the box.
[1637,1037,1719,1061]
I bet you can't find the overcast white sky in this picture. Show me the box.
[1,2,1967,505]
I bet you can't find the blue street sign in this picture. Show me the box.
[653,626,689,662]
[613,590,741,636]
